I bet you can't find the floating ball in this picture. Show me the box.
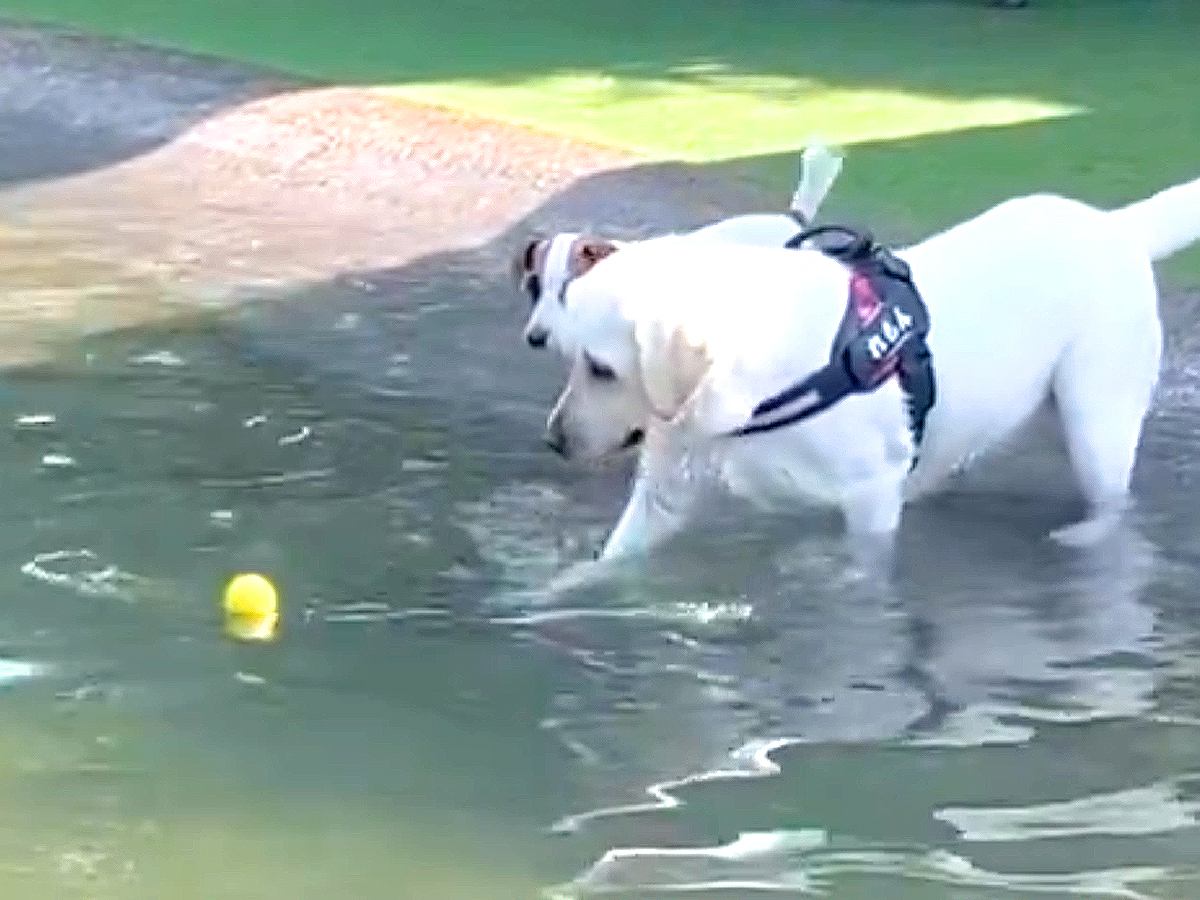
[222,573,279,641]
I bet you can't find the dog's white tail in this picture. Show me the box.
[1110,174,1200,262]
[790,143,845,224]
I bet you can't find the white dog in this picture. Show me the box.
[513,144,844,356]
[544,174,1200,565]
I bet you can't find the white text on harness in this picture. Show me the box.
[866,306,915,361]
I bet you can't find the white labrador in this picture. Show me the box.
[513,144,844,356]
[545,174,1200,564]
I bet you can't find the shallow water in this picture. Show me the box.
[3,230,1200,900]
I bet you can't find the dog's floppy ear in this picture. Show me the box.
[633,317,710,420]
[570,237,619,277]
[634,318,755,433]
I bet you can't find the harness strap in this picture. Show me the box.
[727,365,855,437]
[726,225,936,461]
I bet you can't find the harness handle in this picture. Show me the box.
[786,224,914,284]
[784,223,875,257]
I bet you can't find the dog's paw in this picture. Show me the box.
[545,558,613,596]
[1048,514,1120,549]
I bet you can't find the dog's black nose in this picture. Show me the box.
[526,329,549,348]
[620,428,646,450]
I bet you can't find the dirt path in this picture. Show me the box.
[0,21,785,368]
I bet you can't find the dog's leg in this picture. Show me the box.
[841,474,904,534]
[1050,327,1160,548]
[598,475,656,561]
[599,466,697,561]
[546,480,690,594]
[540,498,656,594]
[599,429,704,562]
[546,443,700,595]
[840,474,904,577]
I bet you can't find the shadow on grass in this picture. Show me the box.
[0,20,290,186]
[1,1,1196,193]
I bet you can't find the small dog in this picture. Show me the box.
[513,144,844,357]
[544,173,1200,565]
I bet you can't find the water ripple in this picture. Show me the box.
[20,548,141,601]
[936,778,1200,842]
[550,830,1185,898]
[551,737,800,835]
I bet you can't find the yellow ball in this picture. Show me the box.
[222,573,279,620]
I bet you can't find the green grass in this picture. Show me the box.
[2,0,1198,281]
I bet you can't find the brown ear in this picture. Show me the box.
[512,237,544,286]
[521,238,540,271]
[571,237,619,276]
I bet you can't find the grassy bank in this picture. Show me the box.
[3,0,1197,279]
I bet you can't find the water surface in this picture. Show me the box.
[2,225,1200,900]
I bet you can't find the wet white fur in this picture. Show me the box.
[550,175,1200,564]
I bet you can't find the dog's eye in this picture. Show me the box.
[525,274,542,305]
[586,354,617,381]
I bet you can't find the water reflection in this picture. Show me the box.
[460,451,1189,894]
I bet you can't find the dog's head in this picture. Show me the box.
[544,249,712,462]
[513,233,621,355]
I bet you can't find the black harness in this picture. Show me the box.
[727,225,936,462]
